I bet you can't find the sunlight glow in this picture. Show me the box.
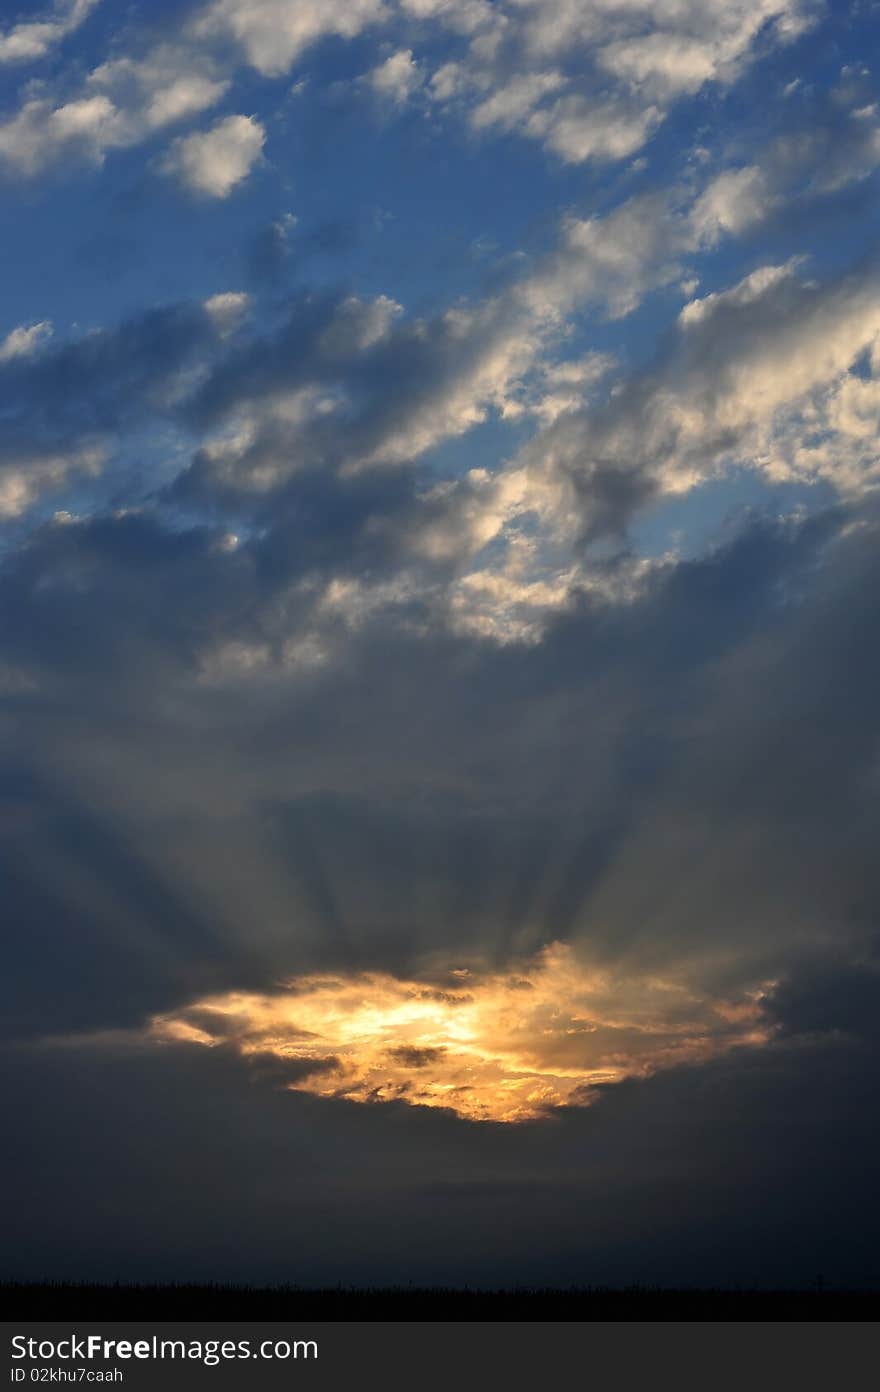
[151,943,773,1122]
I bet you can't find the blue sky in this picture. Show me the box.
[2,0,880,1288]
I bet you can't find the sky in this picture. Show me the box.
[2,0,880,1290]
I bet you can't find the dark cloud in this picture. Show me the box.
[768,956,880,1045]
[386,1045,447,1068]
[2,500,879,1064]
[245,218,358,286]
[1,1020,878,1287]
[0,302,219,442]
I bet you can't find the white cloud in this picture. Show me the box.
[0,321,53,362]
[520,195,684,321]
[423,0,815,164]
[87,47,229,132]
[503,351,616,424]
[160,114,265,198]
[0,95,126,175]
[470,70,566,130]
[525,93,661,164]
[597,33,722,98]
[0,0,821,185]
[204,292,251,334]
[369,49,423,103]
[0,46,228,176]
[512,0,809,70]
[0,444,104,519]
[0,0,99,66]
[690,165,772,246]
[516,260,880,533]
[191,0,389,78]
[678,259,803,327]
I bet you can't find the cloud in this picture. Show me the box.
[167,284,541,499]
[1,193,873,629]
[0,444,103,519]
[1,242,871,658]
[151,941,772,1121]
[520,194,685,320]
[0,497,875,1034]
[168,193,694,524]
[0,94,123,176]
[1,1018,878,1287]
[512,256,880,545]
[3,0,880,1296]
[0,45,229,176]
[0,199,632,598]
[7,189,873,620]
[0,0,826,190]
[677,259,803,326]
[159,113,265,197]
[368,48,423,104]
[512,0,812,71]
[0,299,228,451]
[523,94,661,164]
[87,46,230,131]
[2,502,880,1285]
[399,0,494,30]
[686,102,880,250]
[0,0,98,66]
[421,0,815,164]
[191,0,389,78]
[689,165,772,245]
[0,321,53,362]
[203,291,251,334]
[429,64,662,168]
[469,71,566,131]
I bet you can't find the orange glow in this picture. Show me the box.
[150,943,773,1122]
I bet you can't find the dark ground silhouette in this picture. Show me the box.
[2,1283,877,1321]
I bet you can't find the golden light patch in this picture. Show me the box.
[150,943,772,1122]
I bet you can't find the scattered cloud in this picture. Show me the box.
[190,0,389,78]
[159,113,265,197]
[0,0,824,183]
[0,0,98,67]
[0,45,229,176]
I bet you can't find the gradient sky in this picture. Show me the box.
[2,0,880,1289]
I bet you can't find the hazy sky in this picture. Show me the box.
[2,0,880,1288]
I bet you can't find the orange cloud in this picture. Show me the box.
[151,943,773,1122]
